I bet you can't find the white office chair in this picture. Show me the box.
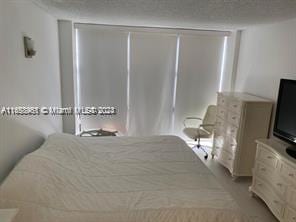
[183,105,217,159]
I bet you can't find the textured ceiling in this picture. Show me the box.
[32,0,296,30]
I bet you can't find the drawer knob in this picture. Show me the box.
[260,167,266,171]
[273,200,279,204]
[289,173,294,177]
[276,183,282,187]
[232,117,236,120]
[233,105,238,108]
[267,156,273,159]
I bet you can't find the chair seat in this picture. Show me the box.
[183,127,211,140]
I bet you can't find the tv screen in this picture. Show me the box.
[274,79,296,144]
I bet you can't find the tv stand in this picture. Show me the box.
[250,138,296,221]
[286,147,296,159]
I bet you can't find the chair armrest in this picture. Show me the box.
[183,117,203,127]
[199,124,215,128]
[185,117,203,120]
[199,124,215,135]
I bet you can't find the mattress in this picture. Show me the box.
[0,133,252,222]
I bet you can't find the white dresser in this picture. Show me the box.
[213,92,273,177]
[250,139,296,222]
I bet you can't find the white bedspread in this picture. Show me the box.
[0,133,252,222]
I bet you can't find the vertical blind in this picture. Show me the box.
[76,27,128,133]
[128,32,177,136]
[173,35,225,137]
[75,24,228,136]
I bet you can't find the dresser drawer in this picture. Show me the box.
[217,150,234,171]
[215,117,225,133]
[223,139,237,155]
[217,106,227,119]
[273,176,288,199]
[279,161,296,185]
[215,127,224,136]
[253,177,271,203]
[226,124,238,138]
[255,162,274,182]
[217,145,234,158]
[254,162,287,198]
[284,207,296,222]
[229,99,242,114]
[287,187,296,209]
[214,135,225,150]
[269,195,285,220]
[215,117,225,127]
[217,94,228,107]
[253,178,285,220]
[257,146,278,169]
[227,112,240,127]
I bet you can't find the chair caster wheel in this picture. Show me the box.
[204,155,208,160]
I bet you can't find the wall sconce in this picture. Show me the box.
[24,36,36,58]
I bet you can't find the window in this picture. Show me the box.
[75,24,229,136]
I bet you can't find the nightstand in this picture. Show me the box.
[0,209,18,222]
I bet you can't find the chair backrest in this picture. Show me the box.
[202,105,217,133]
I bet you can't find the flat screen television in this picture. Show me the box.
[274,79,296,158]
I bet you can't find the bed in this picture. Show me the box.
[0,133,252,222]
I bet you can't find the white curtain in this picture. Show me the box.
[173,34,225,137]
[76,27,128,133]
[127,32,177,136]
[75,24,228,136]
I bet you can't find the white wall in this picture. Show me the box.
[235,19,296,100]
[0,0,62,182]
[223,31,241,91]
[58,20,76,134]
[234,18,296,135]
